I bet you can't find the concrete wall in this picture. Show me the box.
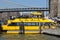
[58,0,60,17]
[50,0,58,18]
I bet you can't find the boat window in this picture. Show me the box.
[43,22,51,27]
[50,23,56,26]
[40,23,44,26]
[35,22,39,26]
[28,23,32,26]
[8,22,19,26]
[23,22,39,26]
[43,22,55,26]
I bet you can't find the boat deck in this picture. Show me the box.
[42,27,60,35]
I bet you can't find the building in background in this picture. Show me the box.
[50,0,60,18]
[0,12,19,20]
[58,0,60,18]
[50,0,58,18]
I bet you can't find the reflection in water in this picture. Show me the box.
[0,34,60,40]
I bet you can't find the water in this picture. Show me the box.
[0,34,60,40]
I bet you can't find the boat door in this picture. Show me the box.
[20,22,24,34]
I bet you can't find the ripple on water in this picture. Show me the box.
[0,34,60,40]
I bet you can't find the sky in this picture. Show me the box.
[0,0,49,8]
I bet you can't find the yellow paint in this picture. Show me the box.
[7,31,19,34]
[7,18,55,23]
[2,25,19,30]
[25,31,39,34]
[2,25,7,30]
[24,26,39,30]
[51,26,56,29]
[7,26,19,30]
[31,11,42,15]
[44,26,49,29]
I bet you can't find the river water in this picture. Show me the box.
[0,34,60,40]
